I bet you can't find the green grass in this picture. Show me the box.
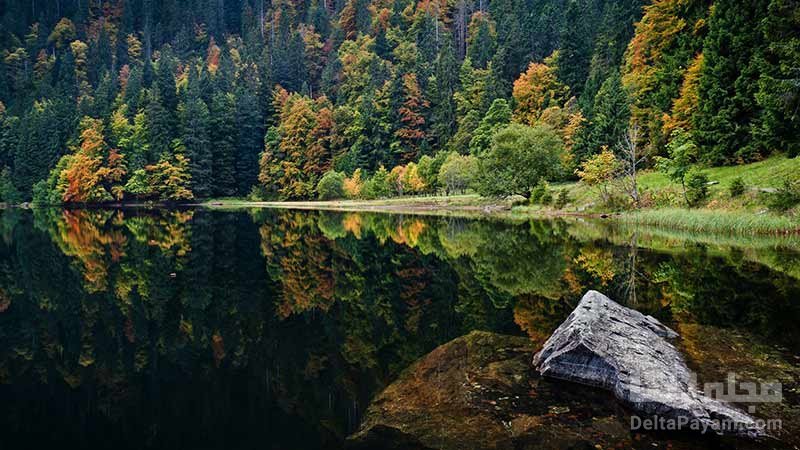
[197,156,800,234]
[564,155,800,208]
[620,208,799,235]
[632,155,800,190]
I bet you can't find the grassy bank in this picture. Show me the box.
[200,156,799,235]
[619,208,799,235]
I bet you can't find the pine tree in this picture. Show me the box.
[588,70,631,155]
[179,80,213,198]
[466,12,496,69]
[469,98,511,156]
[430,38,459,148]
[209,92,238,196]
[145,89,174,159]
[692,0,768,164]
[556,0,597,97]
[235,68,263,195]
[752,0,800,157]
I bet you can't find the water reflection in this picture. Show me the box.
[0,208,799,449]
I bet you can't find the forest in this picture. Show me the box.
[0,0,797,204]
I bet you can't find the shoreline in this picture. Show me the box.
[5,195,798,236]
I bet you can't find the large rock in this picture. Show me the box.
[533,290,765,438]
[347,331,672,449]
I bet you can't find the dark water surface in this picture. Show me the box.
[0,208,799,449]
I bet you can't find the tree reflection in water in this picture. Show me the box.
[0,208,798,448]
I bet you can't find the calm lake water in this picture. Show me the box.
[1,208,799,449]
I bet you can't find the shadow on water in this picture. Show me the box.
[0,207,798,448]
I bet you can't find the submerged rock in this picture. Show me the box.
[533,290,765,438]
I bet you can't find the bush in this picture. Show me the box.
[361,166,392,199]
[0,167,20,204]
[555,189,570,209]
[343,168,364,199]
[437,151,478,194]
[316,170,346,200]
[476,123,564,198]
[768,179,800,211]
[248,185,269,201]
[529,180,550,205]
[540,189,553,205]
[729,177,746,198]
[684,168,709,207]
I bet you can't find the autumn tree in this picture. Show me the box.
[512,55,569,125]
[394,73,429,163]
[52,117,127,203]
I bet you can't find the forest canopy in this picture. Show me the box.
[0,0,797,202]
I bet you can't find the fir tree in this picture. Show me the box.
[179,83,213,198]
[209,91,238,196]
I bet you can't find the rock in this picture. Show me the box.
[347,331,536,450]
[348,331,700,450]
[533,290,765,438]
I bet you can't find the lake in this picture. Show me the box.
[1,207,799,449]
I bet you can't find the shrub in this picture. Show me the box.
[768,179,800,211]
[343,168,364,199]
[316,170,346,200]
[684,168,709,207]
[540,189,553,205]
[361,166,392,199]
[437,151,478,194]
[0,167,20,204]
[575,148,621,203]
[555,189,570,209]
[729,176,746,198]
[248,185,269,201]
[476,123,564,198]
[529,180,550,204]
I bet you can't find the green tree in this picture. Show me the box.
[209,92,237,197]
[469,98,511,156]
[752,0,800,157]
[477,124,565,198]
[657,128,698,205]
[317,170,346,200]
[437,151,478,194]
[692,0,768,164]
[179,86,213,198]
[587,71,631,155]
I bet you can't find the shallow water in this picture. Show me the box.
[0,207,798,449]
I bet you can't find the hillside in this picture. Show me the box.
[0,0,797,207]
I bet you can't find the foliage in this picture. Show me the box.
[0,0,790,205]
[656,128,698,204]
[477,124,564,198]
[125,153,194,202]
[684,167,709,207]
[317,171,346,200]
[575,148,621,203]
[729,177,746,198]
[343,169,365,199]
[437,152,478,194]
[362,166,392,199]
[555,188,570,209]
[512,55,568,125]
[0,167,21,204]
[469,98,511,156]
[529,180,552,205]
[768,179,800,212]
